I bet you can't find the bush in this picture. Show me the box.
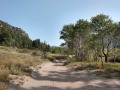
[9,61,33,76]
[32,51,41,56]
[0,69,9,82]
[0,46,47,85]
[65,60,120,78]
[109,49,120,63]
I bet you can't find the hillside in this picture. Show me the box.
[0,46,48,90]
[0,20,32,49]
[0,20,51,52]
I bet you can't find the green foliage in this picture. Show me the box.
[0,20,51,51]
[60,14,120,62]
[60,19,92,60]
[51,46,63,54]
[91,14,117,62]
[0,20,32,49]
[60,24,75,54]
[32,39,41,49]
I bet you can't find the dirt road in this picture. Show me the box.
[9,61,120,90]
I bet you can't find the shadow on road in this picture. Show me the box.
[9,61,120,90]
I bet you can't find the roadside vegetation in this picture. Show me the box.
[0,20,65,90]
[47,53,67,62]
[60,14,120,79]
[0,46,48,90]
[65,59,120,78]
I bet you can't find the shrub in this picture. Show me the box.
[0,46,47,85]
[32,51,41,56]
[109,49,120,63]
[0,69,9,82]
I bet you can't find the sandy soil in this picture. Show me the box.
[9,60,120,90]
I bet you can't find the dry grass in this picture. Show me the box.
[0,46,48,89]
[65,59,120,79]
[0,82,8,90]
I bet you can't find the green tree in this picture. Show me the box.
[74,19,91,61]
[60,24,75,55]
[91,14,116,63]
[32,39,41,49]
[0,20,33,49]
[60,20,92,61]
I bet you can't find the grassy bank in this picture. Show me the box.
[0,46,48,90]
[65,59,120,79]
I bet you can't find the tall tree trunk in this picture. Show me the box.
[100,48,104,67]
[94,50,98,61]
[104,54,108,63]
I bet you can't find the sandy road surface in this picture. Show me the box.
[9,60,120,90]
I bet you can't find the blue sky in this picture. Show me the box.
[0,0,120,46]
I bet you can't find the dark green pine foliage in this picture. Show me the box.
[40,42,50,52]
[0,20,32,49]
[0,20,52,50]
[32,39,41,49]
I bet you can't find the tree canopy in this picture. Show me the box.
[60,14,120,63]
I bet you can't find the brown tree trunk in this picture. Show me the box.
[104,54,108,63]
